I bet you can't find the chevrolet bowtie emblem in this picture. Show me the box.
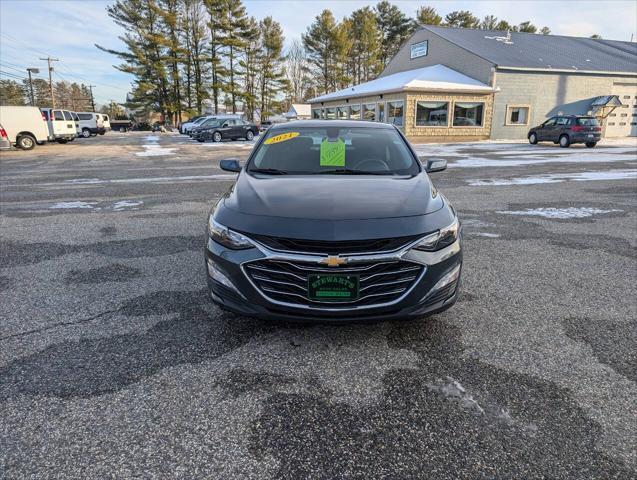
[319,255,347,267]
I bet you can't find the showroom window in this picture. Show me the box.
[325,107,336,120]
[506,105,530,125]
[416,101,449,126]
[362,103,375,121]
[387,101,404,126]
[312,108,322,119]
[453,102,484,127]
[336,106,348,120]
[349,104,361,120]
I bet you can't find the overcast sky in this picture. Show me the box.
[1,0,635,104]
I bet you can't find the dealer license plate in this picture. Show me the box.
[308,274,359,302]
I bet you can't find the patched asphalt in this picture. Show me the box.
[1,132,636,478]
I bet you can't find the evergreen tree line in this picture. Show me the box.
[0,78,93,111]
[1,2,572,121]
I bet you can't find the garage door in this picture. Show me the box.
[606,83,637,137]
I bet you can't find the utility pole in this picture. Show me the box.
[88,85,96,112]
[39,57,59,108]
[26,68,39,106]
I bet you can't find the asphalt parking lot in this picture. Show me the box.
[1,131,636,478]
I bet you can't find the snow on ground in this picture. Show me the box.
[136,144,178,157]
[49,201,96,210]
[113,200,144,211]
[468,169,637,186]
[497,207,623,219]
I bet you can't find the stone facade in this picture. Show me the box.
[404,92,493,142]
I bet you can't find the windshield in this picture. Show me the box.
[248,127,419,176]
[201,119,222,128]
[194,117,209,125]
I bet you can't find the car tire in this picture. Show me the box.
[17,134,36,150]
[99,132,105,135]
[559,135,570,148]
[246,130,254,141]
[212,132,222,143]
[528,132,538,144]
[68,137,75,142]
[57,138,68,144]
[197,138,205,142]
[81,129,91,138]
[585,142,597,148]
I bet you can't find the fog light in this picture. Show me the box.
[207,259,245,298]
[422,264,461,301]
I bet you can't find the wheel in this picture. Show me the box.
[559,135,570,148]
[56,138,68,144]
[212,131,222,142]
[246,130,254,141]
[197,138,205,142]
[81,129,91,138]
[528,132,538,144]
[99,131,105,135]
[68,137,75,142]
[17,134,35,150]
[585,142,597,148]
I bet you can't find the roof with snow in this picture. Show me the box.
[422,25,637,74]
[309,65,494,103]
[286,104,312,117]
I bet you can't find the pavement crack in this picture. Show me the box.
[0,307,123,341]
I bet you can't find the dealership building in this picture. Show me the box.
[309,26,637,141]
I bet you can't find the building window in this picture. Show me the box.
[312,108,322,119]
[619,122,627,126]
[349,104,361,120]
[453,102,484,127]
[377,102,385,123]
[325,107,336,120]
[620,113,628,117]
[336,106,348,120]
[410,40,428,59]
[415,101,448,126]
[362,103,375,121]
[610,113,617,117]
[387,101,404,126]
[608,122,615,126]
[505,105,530,125]
[623,95,631,99]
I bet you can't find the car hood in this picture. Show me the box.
[222,171,442,220]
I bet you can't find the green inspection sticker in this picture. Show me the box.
[320,138,346,167]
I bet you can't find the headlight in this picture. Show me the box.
[208,216,255,249]
[413,217,460,252]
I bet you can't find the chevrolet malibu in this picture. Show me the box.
[205,120,462,321]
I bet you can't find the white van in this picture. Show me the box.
[0,106,50,150]
[76,112,105,137]
[71,112,81,137]
[100,114,111,131]
[40,108,77,143]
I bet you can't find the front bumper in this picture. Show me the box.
[205,235,462,322]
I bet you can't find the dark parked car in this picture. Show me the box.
[196,118,258,142]
[528,115,602,148]
[205,120,462,322]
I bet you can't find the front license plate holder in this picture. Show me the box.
[308,274,359,302]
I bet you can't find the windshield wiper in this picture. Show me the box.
[316,169,392,175]
[249,168,288,175]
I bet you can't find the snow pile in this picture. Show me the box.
[497,207,622,219]
[50,201,96,210]
[469,169,637,186]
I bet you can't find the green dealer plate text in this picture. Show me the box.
[308,274,359,302]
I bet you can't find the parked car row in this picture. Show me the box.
[0,106,111,150]
[179,114,259,143]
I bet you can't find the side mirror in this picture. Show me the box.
[220,159,242,173]
[421,157,447,173]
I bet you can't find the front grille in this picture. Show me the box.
[244,259,423,309]
[249,234,420,255]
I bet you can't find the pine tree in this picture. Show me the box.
[0,80,26,106]
[518,21,537,33]
[349,7,382,83]
[444,11,480,29]
[540,26,551,35]
[303,10,345,95]
[157,0,184,123]
[240,16,261,121]
[258,17,287,120]
[375,1,415,67]
[495,20,517,32]
[416,6,442,26]
[204,0,227,114]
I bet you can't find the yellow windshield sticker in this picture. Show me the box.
[264,132,300,145]
[320,139,346,167]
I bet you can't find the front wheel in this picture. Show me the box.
[17,134,36,150]
[528,132,538,145]
[99,131,105,135]
[246,130,254,141]
[81,129,91,138]
[197,138,205,142]
[56,138,68,144]
[559,135,570,148]
[585,142,597,148]
[212,131,222,143]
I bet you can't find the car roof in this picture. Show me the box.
[270,120,396,130]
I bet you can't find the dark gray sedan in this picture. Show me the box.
[528,115,602,148]
[195,118,258,143]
